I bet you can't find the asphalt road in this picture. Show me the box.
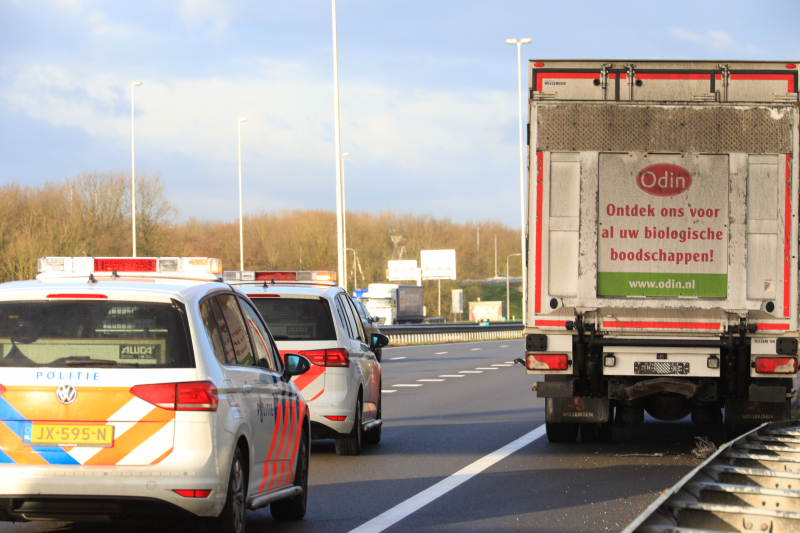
[1,339,723,533]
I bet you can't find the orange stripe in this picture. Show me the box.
[308,389,325,402]
[535,320,567,327]
[258,403,281,493]
[280,402,298,487]
[266,400,285,490]
[283,403,303,487]
[292,365,325,392]
[84,409,172,466]
[272,400,292,489]
[0,422,48,465]
[603,321,720,329]
[149,446,174,465]
[756,323,791,330]
[5,387,136,423]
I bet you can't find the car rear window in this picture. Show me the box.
[0,301,192,368]
[250,297,336,341]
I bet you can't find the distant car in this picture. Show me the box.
[352,298,385,362]
[226,270,389,456]
[0,256,312,532]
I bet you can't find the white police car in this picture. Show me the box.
[224,271,388,456]
[0,257,311,532]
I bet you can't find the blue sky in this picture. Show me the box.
[2,0,799,228]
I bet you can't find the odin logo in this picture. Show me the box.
[119,345,160,359]
[636,163,692,197]
[56,384,77,405]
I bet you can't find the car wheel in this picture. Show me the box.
[203,447,247,533]
[270,425,308,520]
[335,397,362,456]
[545,421,578,443]
[363,390,381,445]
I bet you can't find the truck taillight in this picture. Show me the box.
[131,382,219,411]
[755,357,798,374]
[298,349,350,367]
[526,354,568,370]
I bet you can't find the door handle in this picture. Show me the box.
[267,385,281,396]
[242,384,253,394]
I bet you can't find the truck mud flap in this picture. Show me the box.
[623,421,800,533]
[546,397,610,423]
[725,399,789,425]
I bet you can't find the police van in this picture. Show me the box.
[0,257,311,532]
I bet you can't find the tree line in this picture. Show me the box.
[0,172,524,318]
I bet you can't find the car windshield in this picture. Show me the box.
[250,297,336,341]
[365,298,392,309]
[0,301,192,368]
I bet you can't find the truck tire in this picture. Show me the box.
[546,422,579,443]
[270,426,308,520]
[335,398,362,456]
[580,420,613,443]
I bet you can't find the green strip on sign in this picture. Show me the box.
[598,272,727,297]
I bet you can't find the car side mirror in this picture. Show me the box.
[283,353,311,380]
[371,333,390,349]
[372,316,380,323]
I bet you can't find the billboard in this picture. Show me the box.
[387,260,421,282]
[597,154,728,297]
[421,250,456,280]
[451,289,463,313]
[469,301,504,322]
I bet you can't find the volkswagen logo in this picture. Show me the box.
[56,384,77,405]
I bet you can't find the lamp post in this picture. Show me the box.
[331,0,344,287]
[506,253,521,321]
[345,247,357,294]
[238,117,247,271]
[341,152,350,292]
[506,37,531,323]
[131,81,142,257]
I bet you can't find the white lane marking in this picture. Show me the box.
[439,375,464,378]
[417,379,444,382]
[390,357,407,360]
[435,352,448,355]
[491,364,513,367]
[476,367,498,370]
[470,348,481,351]
[459,371,482,374]
[504,361,514,364]
[500,345,509,348]
[348,424,547,533]
[381,390,397,393]
[393,384,423,387]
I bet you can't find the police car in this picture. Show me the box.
[0,257,312,532]
[224,271,388,456]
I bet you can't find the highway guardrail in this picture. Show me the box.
[623,421,800,533]
[381,322,523,345]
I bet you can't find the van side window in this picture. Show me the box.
[239,298,277,371]
[217,294,255,366]
[200,299,226,365]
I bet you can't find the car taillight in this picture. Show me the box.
[174,489,211,498]
[298,349,350,367]
[325,416,347,421]
[755,357,798,374]
[131,382,218,411]
[0,384,5,395]
[526,354,568,370]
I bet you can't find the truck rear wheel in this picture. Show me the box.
[545,422,578,443]
[580,421,613,443]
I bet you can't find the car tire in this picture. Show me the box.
[203,447,247,533]
[363,391,381,445]
[545,421,579,443]
[335,398,362,456]
[270,425,308,520]
[579,420,613,443]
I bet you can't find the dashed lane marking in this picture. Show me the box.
[476,367,498,370]
[392,384,423,387]
[491,364,514,367]
[347,424,547,533]
[459,371,482,374]
[470,348,481,351]
[417,379,444,382]
[500,345,509,348]
[435,352,448,355]
[381,390,397,393]
[390,357,407,360]
[504,361,514,364]
[439,375,464,378]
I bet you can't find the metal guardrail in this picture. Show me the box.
[624,421,800,533]
[381,322,523,345]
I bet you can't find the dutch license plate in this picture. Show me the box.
[22,424,114,447]
[634,362,690,375]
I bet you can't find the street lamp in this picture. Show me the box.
[331,0,344,287]
[131,81,142,257]
[506,37,531,323]
[506,253,521,321]
[345,247,357,294]
[238,117,247,271]
[341,152,350,292]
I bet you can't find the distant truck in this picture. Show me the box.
[522,60,799,443]
[364,283,424,325]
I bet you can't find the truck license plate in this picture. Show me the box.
[22,423,114,447]
[634,362,690,375]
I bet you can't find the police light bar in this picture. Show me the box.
[222,270,337,284]
[36,257,223,281]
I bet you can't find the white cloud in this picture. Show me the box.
[667,26,762,55]
[179,0,233,35]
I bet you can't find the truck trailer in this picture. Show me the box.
[364,283,424,325]
[522,60,800,442]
